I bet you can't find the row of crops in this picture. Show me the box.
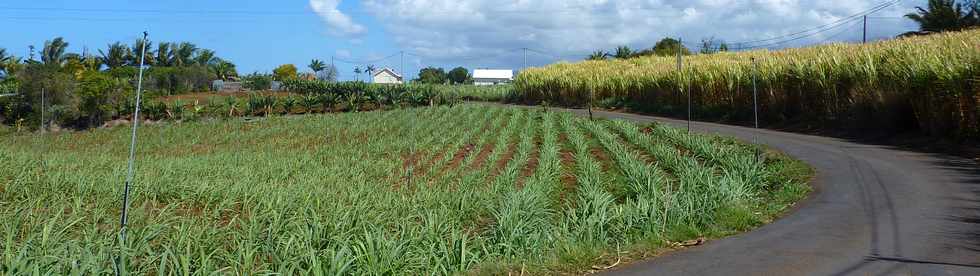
[0,104,809,274]
[514,29,980,138]
[136,82,466,121]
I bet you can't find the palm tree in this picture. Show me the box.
[0,48,12,74]
[613,46,633,59]
[130,38,153,66]
[309,59,326,73]
[353,66,362,81]
[365,65,376,82]
[195,49,217,66]
[99,42,131,69]
[41,37,69,66]
[906,0,980,32]
[156,42,173,66]
[210,58,238,80]
[173,42,198,67]
[587,50,609,60]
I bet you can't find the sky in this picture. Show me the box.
[1,0,922,81]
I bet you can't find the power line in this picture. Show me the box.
[0,5,693,16]
[719,0,902,48]
[333,52,400,65]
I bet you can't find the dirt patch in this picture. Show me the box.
[516,140,542,189]
[558,149,578,202]
[469,143,496,171]
[396,151,426,190]
[490,143,518,178]
[436,143,478,179]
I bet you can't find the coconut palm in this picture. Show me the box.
[353,66,362,81]
[173,42,198,67]
[99,42,131,69]
[0,48,13,74]
[156,42,173,66]
[906,0,980,32]
[587,50,609,60]
[210,58,238,80]
[309,59,326,73]
[41,37,69,66]
[130,38,153,66]
[365,65,376,82]
[195,49,217,66]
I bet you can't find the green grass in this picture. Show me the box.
[0,104,810,274]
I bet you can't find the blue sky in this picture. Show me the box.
[1,0,922,81]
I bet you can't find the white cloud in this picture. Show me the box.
[360,0,922,66]
[310,0,366,37]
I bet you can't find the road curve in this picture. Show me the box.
[504,105,980,275]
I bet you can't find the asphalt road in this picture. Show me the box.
[517,106,980,276]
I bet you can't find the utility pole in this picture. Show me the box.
[522,48,528,71]
[863,15,868,43]
[117,31,150,274]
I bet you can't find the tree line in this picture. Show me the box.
[0,37,237,129]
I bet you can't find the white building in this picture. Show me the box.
[372,68,403,84]
[472,69,513,85]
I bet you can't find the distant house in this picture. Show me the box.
[473,69,513,85]
[372,68,403,84]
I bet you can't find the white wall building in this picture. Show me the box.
[472,69,513,85]
[372,68,403,84]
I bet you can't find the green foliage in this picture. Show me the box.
[614,46,633,59]
[76,70,132,126]
[146,65,211,95]
[906,0,980,32]
[648,38,692,57]
[99,42,131,69]
[273,64,298,81]
[309,59,326,73]
[416,67,448,84]
[41,37,69,66]
[586,50,609,60]
[0,105,809,274]
[242,73,273,90]
[447,67,470,84]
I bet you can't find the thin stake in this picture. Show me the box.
[118,31,149,269]
[752,57,759,130]
[40,88,44,131]
[677,39,689,133]
[751,57,762,161]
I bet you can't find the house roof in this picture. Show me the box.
[473,69,513,79]
[373,67,402,79]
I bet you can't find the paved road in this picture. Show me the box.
[512,105,980,275]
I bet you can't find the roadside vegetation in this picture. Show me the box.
[0,104,810,274]
[514,29,980,139]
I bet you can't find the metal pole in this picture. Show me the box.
[119,31,149,261]
[863,15,867,43]
[752,57,759,130]
[40,88,44,131]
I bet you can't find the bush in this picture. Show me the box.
[242,73,273,91]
